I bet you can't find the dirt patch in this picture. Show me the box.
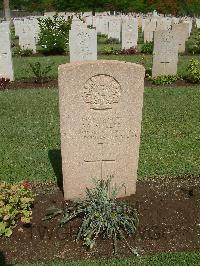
[0,80,58,91]
[0,79,199,92]
[0,177,200,264]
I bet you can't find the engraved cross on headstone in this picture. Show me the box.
[84,142,115,180]
[160,61,170,71]
[84,159,115,179]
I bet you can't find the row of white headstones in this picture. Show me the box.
[0,14,200,81]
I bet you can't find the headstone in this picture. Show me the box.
[71,17,87,31]
[183,19,192,35]
[98,16,109,35]
[59,60,145,200]
[156,18,171,31]
[172,23,189,53]
[0,23,14,81]
[85,16,93,26]
[122,17,138,49]
[19,24,37,53]
[196,18,200,28]
[44,12,56,17]
[69,27,97,62]
[138,16,143,28]
[144,20,157,42]
[152,30,178,77]
[108,17,121,41]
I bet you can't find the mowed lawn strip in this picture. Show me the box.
[14,252,200,266]
[0,87,199,183]
[13,54,200,81]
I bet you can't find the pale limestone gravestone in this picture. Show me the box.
[98,16,109,35]
[85,16,93,26]
[183,19,192,35]
[142,18,150,32]
[69,27,97,62]
[13,19,24,37]
[172,23,189,53]
[59,60,145,200]
[71,17,87,31]
[144,20,157,42]
[196,18,200,28]
[152,30,178,77]
[108,17,121,41]
[82,12,93,18]
[58,12,66,17]
[122,18,138,49]
[0,23,14,81]
[19,24,37,53]
[44,12,56,17]
[138,16,143,28]
[156,18,171,31]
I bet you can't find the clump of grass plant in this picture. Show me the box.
[44,177,139,255]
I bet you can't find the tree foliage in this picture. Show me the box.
[5,0,200,16]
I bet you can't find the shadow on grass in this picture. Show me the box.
[0,252,12,266]
[48,149,63,192]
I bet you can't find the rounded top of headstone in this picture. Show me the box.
[59,60,145,75]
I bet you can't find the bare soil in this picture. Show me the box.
[0,79,199,92]
[0,176,200,264]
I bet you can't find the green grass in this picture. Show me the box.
[13,54,200,81]
[0,87,199,183]
[13,252,200,266]
[138,87,200,178]
[0,89,60,182]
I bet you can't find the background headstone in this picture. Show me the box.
[69,26,97,62]
[172,23,190,53]
[0,22,14,81]
[122,17,138,49]
[144,20,157,42]
[152,30,178,77]
[108,17,121,41]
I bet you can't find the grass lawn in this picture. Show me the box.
[0,86,199,183]
[14,252,200,266]
[2,31,200,266]
[13,54,200,81]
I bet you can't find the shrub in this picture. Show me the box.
[44,177,139,254]
[145,68,152,78]
[14,47,34,57]
[101,46,120,55]
[187,28,200,54]
[0,181,35,237]
[120,46,138,55]
[38,15,71,55]
[0,78,10,90]
[141,41,153,54]
[29,61,54,83]
[185,58,200,83]
[105,37,120,44]
[150,75,181,85]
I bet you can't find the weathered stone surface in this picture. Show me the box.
[59,60,145,200]
[122,17,138,49]
[0,23,14,81]
[108,17,121,41]
[152,29,178,77]
[144,20,157,42]
[172,23,190,53]
[69,27,97,63]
